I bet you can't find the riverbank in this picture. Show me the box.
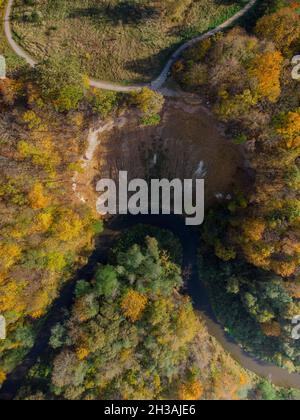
[2,214,300,399]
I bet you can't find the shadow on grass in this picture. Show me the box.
[68,2,160,25]
[123,44,181,81]
[214,0,246,5]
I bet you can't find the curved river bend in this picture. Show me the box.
[115,215,300,391]
[1,214,300,400]
[2,0,297,399]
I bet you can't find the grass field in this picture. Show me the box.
[11,0,245,83]
[0,0,24,72]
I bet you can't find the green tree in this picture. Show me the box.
[34,56,85,111]
[95,265,119,298]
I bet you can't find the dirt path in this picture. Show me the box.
[4,0,257,93]
[4,0,35,66]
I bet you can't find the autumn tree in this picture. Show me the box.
[249,51,283,103]
[261,321,282,337]
[255,6,300,52]
[121,289,148,322]
[277,110,300,149]
[28,183,49,210]
[88,88,118,117]
[178,380,203,400]
[131,87,165,120]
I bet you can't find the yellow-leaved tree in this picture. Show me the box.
[249,51,283,103]
[178,380,203,400]
[255,6,300,52]
[28,183,50,210]
[121,289,148,322]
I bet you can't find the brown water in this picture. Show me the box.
[203,317,300,389]
[3,97,299,400]
[114,215,300,391]
[1,214,300,400]
[92,98,300,390]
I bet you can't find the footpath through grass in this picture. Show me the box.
[11,0,245,83]
[0,0,24,72]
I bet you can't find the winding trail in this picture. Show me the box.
[4,0,36,67]
[4,0,300,399]
[4,0,257,93]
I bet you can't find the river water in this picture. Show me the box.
[105,215,300,391]
[1,214,300,399]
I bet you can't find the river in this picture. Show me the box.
[1,214,300,399]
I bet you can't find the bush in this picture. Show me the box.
[141,114,161,126]
[34,56,85,112]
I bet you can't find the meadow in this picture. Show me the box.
[11,0,244,83]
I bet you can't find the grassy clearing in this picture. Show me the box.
[11,0,245,83]
[0,0,24,72]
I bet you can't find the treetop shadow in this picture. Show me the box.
[68,1,160,25]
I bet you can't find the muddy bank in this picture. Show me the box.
[75,97,246,209]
